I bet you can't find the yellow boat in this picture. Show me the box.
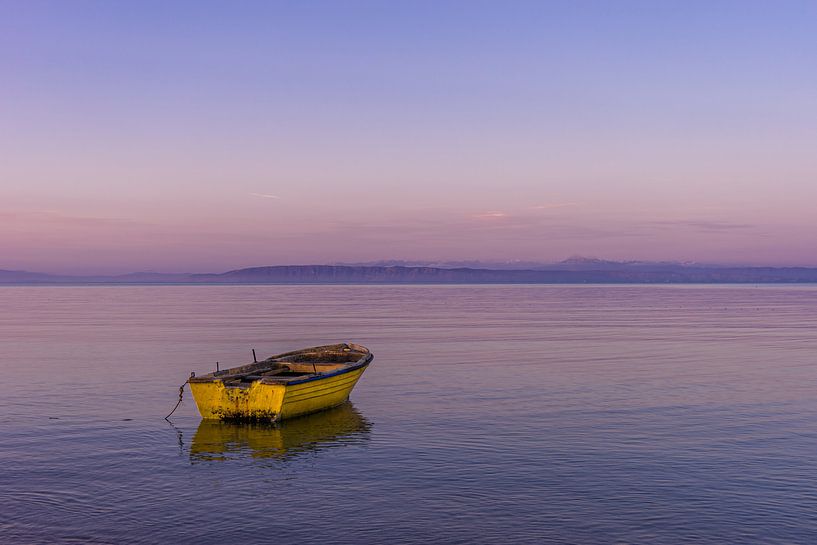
[188,343,373,421]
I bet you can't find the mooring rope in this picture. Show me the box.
[164,383,186,421]
[164,372,194,421]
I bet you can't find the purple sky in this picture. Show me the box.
[2,1,816,274]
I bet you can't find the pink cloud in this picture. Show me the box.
[531,202,579,210]
[474,211,508,219]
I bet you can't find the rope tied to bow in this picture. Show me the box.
[164,372,195,421]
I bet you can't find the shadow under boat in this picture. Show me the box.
[190,402,371,463]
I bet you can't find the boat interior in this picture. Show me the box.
[189,343,371,388]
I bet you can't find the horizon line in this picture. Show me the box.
[5,260,817,279]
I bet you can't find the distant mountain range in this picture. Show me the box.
[332,257,706,271]
[3,260,817,284]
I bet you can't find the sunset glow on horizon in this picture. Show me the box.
[3,1,816,274]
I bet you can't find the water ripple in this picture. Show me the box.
[1,285,817,544]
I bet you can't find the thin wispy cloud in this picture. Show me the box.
[531,202,579,210]
[648,220,755,232]
[5,209,145,227]
[250,193,281,199]
[474,211,508,219]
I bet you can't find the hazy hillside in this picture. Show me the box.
[189,265,817,284]
[5,264,817,284]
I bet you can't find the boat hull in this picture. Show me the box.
[189,364,369,421]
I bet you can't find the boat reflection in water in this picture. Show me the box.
[190,402,371,463]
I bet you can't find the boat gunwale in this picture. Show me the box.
[189,343,373,386]
[282,355,371,386]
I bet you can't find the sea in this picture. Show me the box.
[1,284,816,544]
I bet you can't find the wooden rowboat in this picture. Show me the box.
[188,343,373,421]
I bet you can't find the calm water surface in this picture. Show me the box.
[1,285,816,544]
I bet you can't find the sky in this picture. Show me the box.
[2,1,816,274]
